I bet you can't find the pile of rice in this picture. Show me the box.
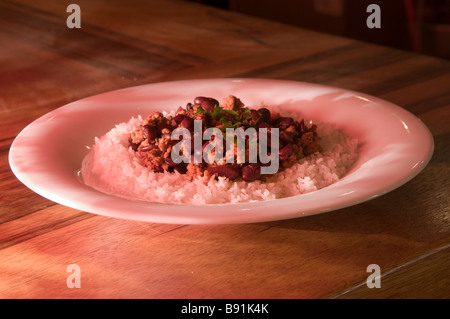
[81,115,359,204]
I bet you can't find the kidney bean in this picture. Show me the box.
[207,164,241,180]
[298,119,305,136]
[175,106,185,115]
[128,137,140,151]
[275,117,294,128]
[279,143,293,161]
[257,108,271,123]
[251,108,271,125]
[153,166,164,173]
[180,117,194,131]
[174,165,187,174]
[164,156,177,167]
[173,114,187,124]
[143,125,158,141]
[140,144,157,152]
[130,143,140,151]
[241,163,261,182]
[250,110,259,123]
[279,130,293,144]
[194,96,219,112]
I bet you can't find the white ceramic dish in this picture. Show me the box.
[9,78,434,224]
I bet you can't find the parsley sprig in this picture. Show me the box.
[194,105,256,130]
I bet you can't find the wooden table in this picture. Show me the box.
[1,0,449,300]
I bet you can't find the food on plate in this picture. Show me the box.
[127,95,320,182]
[80,95,359,204]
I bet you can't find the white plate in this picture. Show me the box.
[9,78,434,224]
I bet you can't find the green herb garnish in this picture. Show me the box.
[194,105,259,130]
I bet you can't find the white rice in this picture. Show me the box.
[80,116,359,204]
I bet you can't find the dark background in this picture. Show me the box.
[187,0,450,60]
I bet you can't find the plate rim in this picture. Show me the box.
[8,78,434,224]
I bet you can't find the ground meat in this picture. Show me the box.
[220,95,244,111]
[186,163,203,178]
[158,136,171,153]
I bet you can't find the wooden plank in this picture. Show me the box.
[332,245,450,299]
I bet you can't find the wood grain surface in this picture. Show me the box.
[1,0,449,299]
